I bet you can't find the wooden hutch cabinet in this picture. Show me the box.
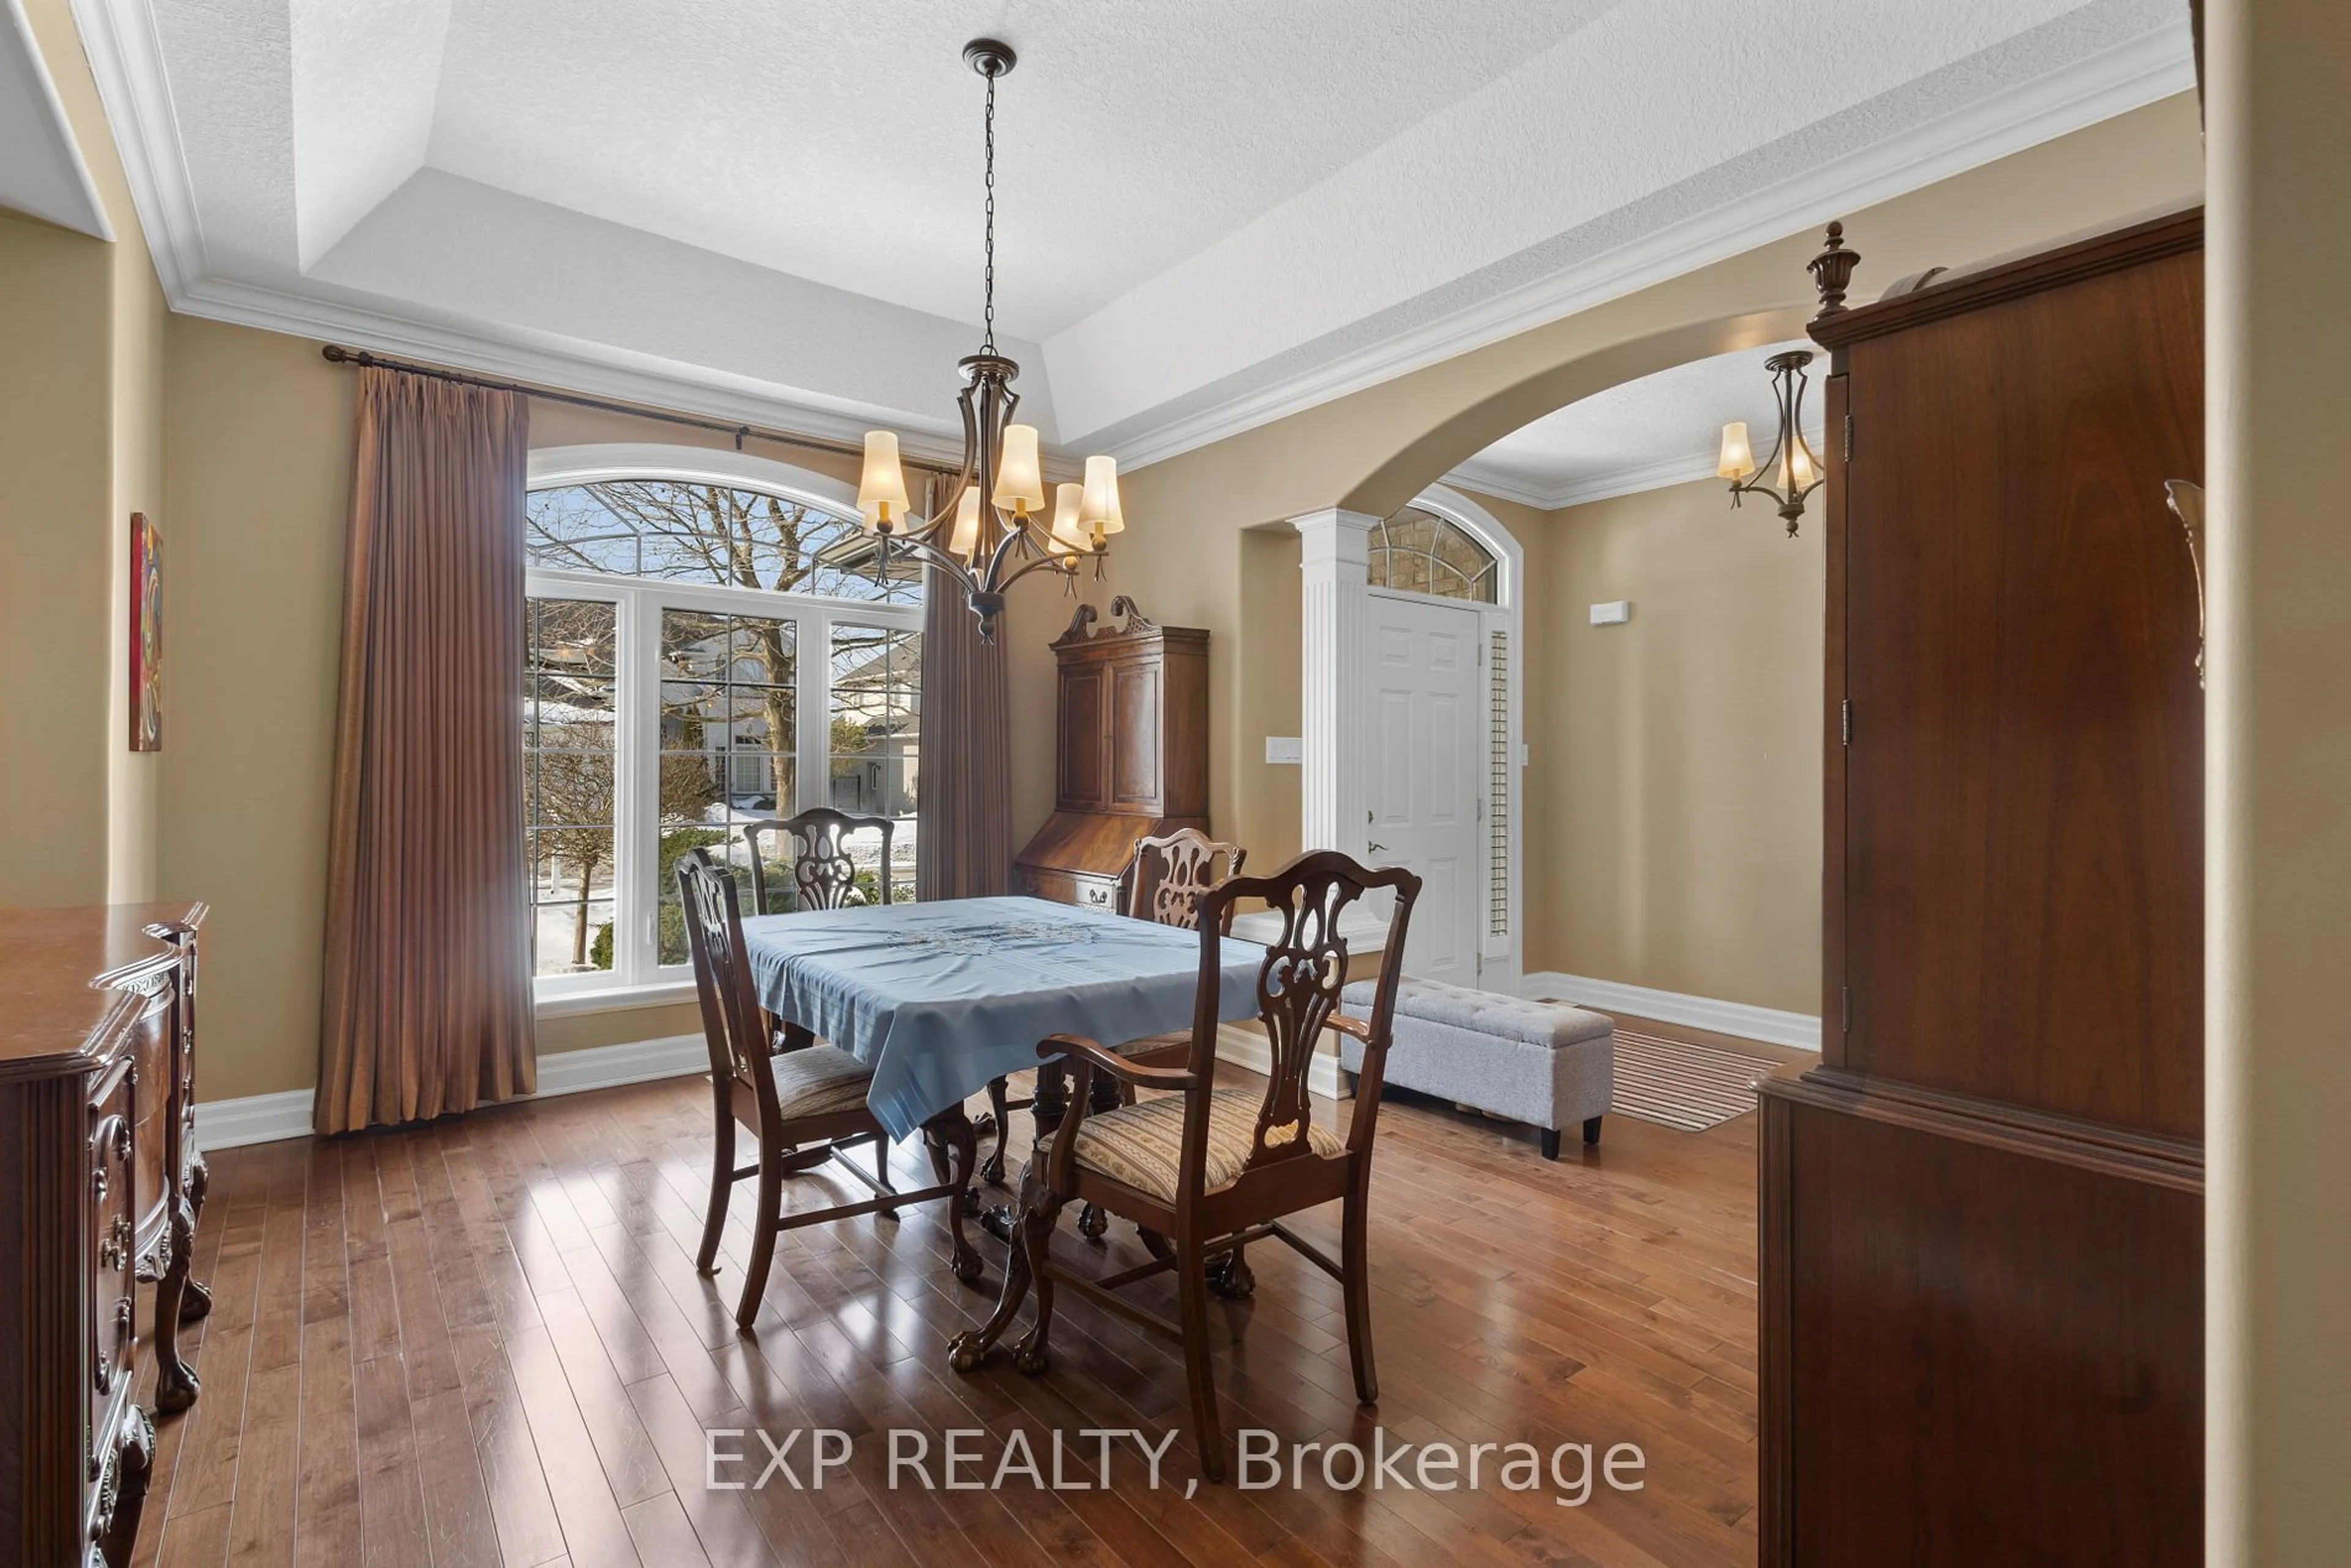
[1758,211,2205,1565]
[0,903,212,1568]
[1016,596,1210,908]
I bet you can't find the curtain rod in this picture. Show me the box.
[318,344,961,475]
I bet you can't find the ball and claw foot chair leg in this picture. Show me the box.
[1011,1193,1066,1376]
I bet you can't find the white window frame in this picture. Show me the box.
[525,445,923,1008]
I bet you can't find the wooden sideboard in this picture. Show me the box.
[0,903,212,1568]
[1016,596,1210,909]
[1758,211,2205,1564]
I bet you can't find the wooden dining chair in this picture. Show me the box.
[676,849,980,1328]
[1116,827,1246,932]
[1006,850,1419,1482]
[980,828,1248,1196]
[741,806,894,916]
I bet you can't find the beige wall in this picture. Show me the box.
[106,209,168,902]
[157,319,352,1101]
[0,0,168,909]
[2205,0,2351,1557]
[0,210,115,906]
[1521,479,1822,1013]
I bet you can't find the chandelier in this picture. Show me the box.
[852,39,1123,640]
[1715,349,1823,536]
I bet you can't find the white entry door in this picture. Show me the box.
[1363,592,1483,984]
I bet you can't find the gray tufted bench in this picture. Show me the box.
[1336,977,1615,1159]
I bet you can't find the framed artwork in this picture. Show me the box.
[130,512,162,751]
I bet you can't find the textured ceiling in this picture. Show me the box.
[91,0,2192,460]
[1449,340,1829,508]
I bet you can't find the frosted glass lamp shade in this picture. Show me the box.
[857,430,910,530]
[991,424,1046,514]
[948,486,982,560]
[1048,482,1091,554]
[1717,422,1757,481]
[1079,454,1125,539]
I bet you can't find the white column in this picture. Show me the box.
[2207,2,2351,1561]
[1293,508,1378,857]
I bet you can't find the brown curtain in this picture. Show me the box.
[317,367,535,1134]
[915,563,1013,899]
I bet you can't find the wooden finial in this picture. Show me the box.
[1809,221,1859,317]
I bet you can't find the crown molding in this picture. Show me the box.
[175,272,976,465]
[1447,451,1722,512]
[1100,25,2194,472]
[70,0,194,288]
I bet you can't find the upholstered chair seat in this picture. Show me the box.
[676,847,981,1329]
[1111,1029,1191,1059]
[1070,1088,1345,1203]
[766,1044,878,1120]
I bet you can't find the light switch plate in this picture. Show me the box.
[1589,600,1632,626]
[1264,736,1303,764]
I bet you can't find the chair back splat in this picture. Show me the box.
[677,848,784,1126]
[743,808,894,915]
[1196,851,1420,1180]
[1117,827,1245,932]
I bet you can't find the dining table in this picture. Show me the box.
[736,894,1270,1363]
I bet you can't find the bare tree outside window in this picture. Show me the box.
[523,479,923,981]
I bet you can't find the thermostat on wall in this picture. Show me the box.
[1589,600,1632,626]
[1265,737,1303,764]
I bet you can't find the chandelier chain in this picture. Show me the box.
[981,69,997,354]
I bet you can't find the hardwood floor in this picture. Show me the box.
[131,1059,1765,1566]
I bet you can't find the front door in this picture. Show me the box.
[1364,592,1483,983]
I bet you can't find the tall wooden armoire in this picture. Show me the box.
[1759,209,2205,1564]
[1015,596,1210,909]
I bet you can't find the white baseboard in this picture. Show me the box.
[192,1032,711,1152]
[530,1033,708,1096]
[191,1089,316,1151]
[1213,1023,1348,1100]
[1521,971,1821,1051]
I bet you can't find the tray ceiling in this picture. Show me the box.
[75,0,2191,465]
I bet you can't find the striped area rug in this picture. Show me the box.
[1532,1004,1780,1132]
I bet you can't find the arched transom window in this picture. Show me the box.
[1367,505,1499,602]
[522,470,922,993]
[527,479,921,603]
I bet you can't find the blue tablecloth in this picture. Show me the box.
[738,896,1269,1140]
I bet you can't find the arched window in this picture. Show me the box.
[527,479,921,603]
[1367,505,1499,602]
[521,454,923,994]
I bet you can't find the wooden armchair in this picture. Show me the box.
[982,828,1249,1198]
[741,807,894,916]
[676,849,980,1329]
[986,850,1419,1483]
